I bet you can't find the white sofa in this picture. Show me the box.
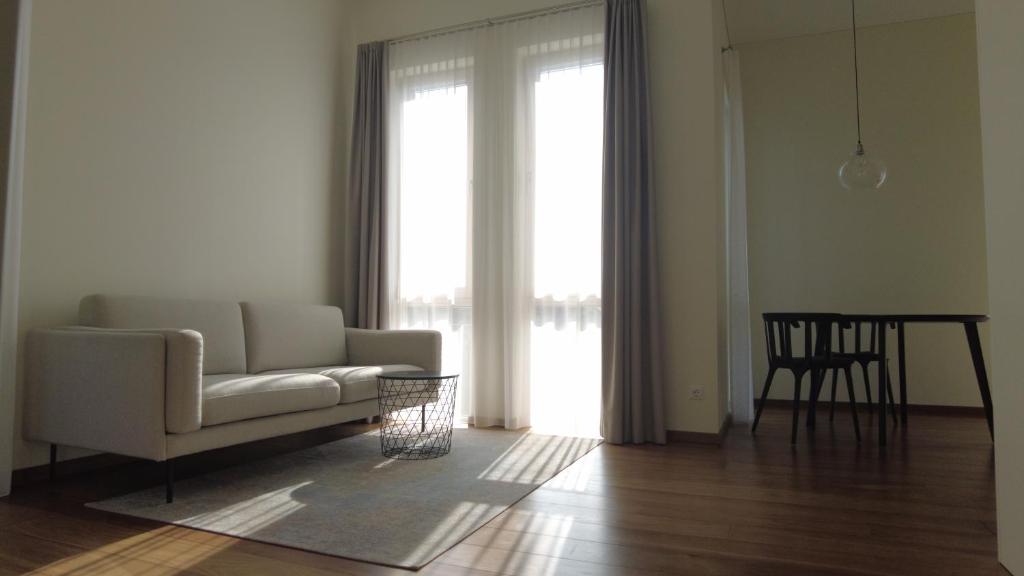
[24,294,441,501]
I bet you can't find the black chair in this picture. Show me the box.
[753,313,861,443]
[822,319,898,424]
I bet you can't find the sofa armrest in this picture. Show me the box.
[345,328,442,372]
[24,327,203,461]
[66,327,204,434]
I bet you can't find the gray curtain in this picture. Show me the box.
[349,42,389,329]
[601,0,665,444]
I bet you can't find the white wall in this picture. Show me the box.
[13,0,352,469]
[742,14,989,406]
[342,0,728,435]
[975,1,1024,573]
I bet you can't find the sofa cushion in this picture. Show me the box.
[241,302,347,373]
[263,364,422,404]
[201,373,340,426]
[80,294,246,375]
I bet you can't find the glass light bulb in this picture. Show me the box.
[838,144,887,190]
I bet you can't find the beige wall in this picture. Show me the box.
[742,14,989,406]
[14,0,352,469]
[976,1,1024,572]
[343,0,728,435]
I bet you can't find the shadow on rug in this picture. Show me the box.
[88,428,602,569]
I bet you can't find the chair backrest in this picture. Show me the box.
[762,313,841,367]
[835,319,877,355]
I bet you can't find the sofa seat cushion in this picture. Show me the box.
[202,373,340,426]
[263,364,422,404]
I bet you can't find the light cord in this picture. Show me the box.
[851,0,863,152]
[721,0,734,53]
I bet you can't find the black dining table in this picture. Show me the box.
[835,314,991,447]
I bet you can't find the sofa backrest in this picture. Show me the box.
[240,301,347,373]
[79,294,247,375]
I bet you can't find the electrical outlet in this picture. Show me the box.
[689,386,705,400]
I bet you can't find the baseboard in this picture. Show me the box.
[667,414,733,446]
[755,399,985,418]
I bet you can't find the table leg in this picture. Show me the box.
[878,320,887,447]
[897,322,908,425]
[964,322,994,440]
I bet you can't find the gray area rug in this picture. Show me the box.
[88,428,601,569]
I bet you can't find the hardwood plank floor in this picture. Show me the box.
[0,407,1008,575]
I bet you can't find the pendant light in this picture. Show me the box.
[838,0,886,190]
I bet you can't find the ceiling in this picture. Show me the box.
[723,0,975,46]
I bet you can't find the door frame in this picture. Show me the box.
[0,0,31,497]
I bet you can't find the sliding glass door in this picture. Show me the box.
[388,55,475,422]
[388,5,604,437]
[528,61,604,438]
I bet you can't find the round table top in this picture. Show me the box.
[377,371,459,380]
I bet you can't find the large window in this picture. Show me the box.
[529,63,604,438]
[391,75,474,421]
[388,5,604,437]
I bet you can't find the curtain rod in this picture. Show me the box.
[387,0,604,46]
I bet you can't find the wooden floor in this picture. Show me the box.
[0,406,1008,575]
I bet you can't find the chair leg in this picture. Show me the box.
[791,371,804,444]
[844,366,861,442]
[829,368,838,422]
[806,369,817,429]
[166,459,175,504]
[860,363,873,414]
[49,444,57,481]
[751,367,777,434]
[807,369,827,428]
[886,361,899,426]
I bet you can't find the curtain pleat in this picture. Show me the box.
[349,42,389,329]
[601,0,666,444]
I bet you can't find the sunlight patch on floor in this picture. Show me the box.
[181,481,310,536]
[475,434,598,485]
[29,525,231,575]
[401,501,503,567]
[539,450,598,493]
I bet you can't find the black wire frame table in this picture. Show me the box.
[376,371,459,460]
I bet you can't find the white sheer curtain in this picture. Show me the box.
[387,5,604,437]
[724,49,754,424]
[387,31,476,422]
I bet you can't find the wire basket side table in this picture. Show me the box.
[376,371,459,460]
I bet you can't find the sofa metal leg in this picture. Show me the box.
[165,459,175,504]
[49,444,57,481]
